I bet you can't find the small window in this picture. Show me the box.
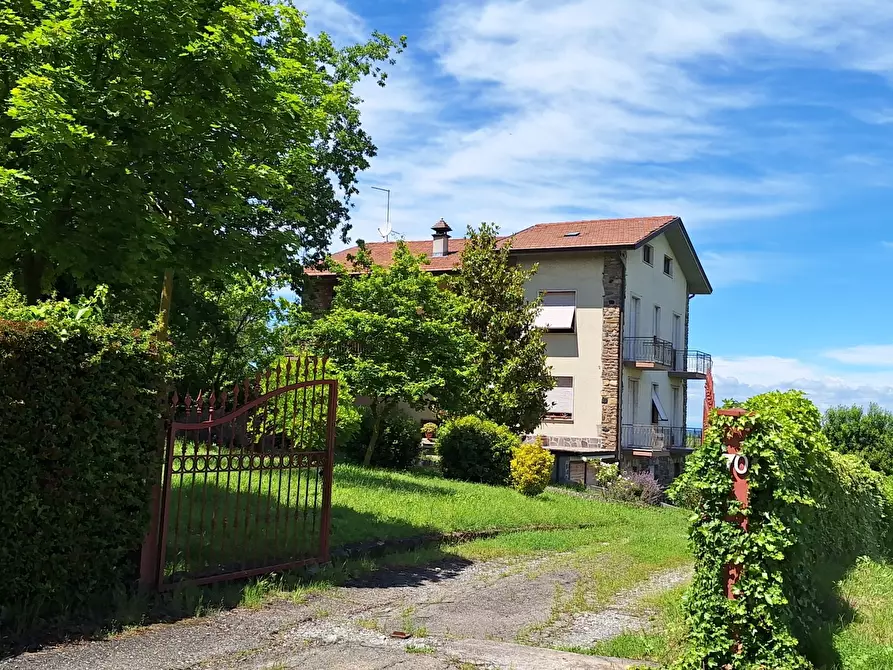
[546,376,574,421]
[663,255,674,277]
[563,231,581,237]
[643,244,654,265]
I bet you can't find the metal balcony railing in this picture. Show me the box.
[621,425,703,450]
[672,350,712,376]
[623,337,675,368]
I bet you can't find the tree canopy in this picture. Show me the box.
[823,403,893,476]
[311,242,476,465]
[0,0,404,303]
[451,223,552,432]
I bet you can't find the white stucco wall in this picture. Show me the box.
[519,252,605,440]
[622,233,689,432]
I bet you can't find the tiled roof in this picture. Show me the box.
[306,216,678,275]
[305,238,471,275]
[510,216,678,251]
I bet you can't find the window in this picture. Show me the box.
[653,305,661,339]
[672,386,680,426]
[628,378,640,425]
[546,376,574,420]
[563,231,581,237]
[651,384,668,423]
[629,296,641,337]
[663,255,674,277]
[673,313,682,350]
[535,290,576,332]
[643,244,654,265]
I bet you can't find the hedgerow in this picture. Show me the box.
[669,391,893,669]
[0,283,169,640]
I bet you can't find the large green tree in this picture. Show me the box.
[0,0,403,303]
[823,403,893,476]
[451,223,553,433]
[312,242,476,465]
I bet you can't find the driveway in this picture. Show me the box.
[2,553,687,670]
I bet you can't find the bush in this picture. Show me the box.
[0,290,168,637]
[614,470,663,505]
[437,415,520,485]
[341,408,421,469]
[672,391,893,670]
[511,437,554,496]
[592,461,620,488]
[823,403,893,476]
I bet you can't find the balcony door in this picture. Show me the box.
[629,296,640,337]
[653,305,661,339]
[628,378,640,426]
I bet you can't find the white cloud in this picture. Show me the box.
[683,355,893,423]
[322,0,893,247]
[882,241,893,249]
[824,344,893,366]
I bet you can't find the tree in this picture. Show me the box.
[451,223,553,432]
[0,1,404,304]
[169,274,290,394]
[823,403,893,476]
[311,242,476,466]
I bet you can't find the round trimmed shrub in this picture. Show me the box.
[510,437,555,496]
[437,415,519,485]
[341,408,421,469]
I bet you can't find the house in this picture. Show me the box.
[305,216,712,486]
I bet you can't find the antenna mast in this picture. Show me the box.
[371,186,392,241]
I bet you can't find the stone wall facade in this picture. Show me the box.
[619,452,687,487]
[304,277,336,314]
[601,252,625,454]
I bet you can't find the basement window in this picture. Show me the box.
[534,291,576,332]
[643,244,654,265]
[546,376,574,421]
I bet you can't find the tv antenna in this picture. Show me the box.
[371,186,392,241]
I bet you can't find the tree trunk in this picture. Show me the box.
[158,269,174,340]
[21,252,46,305]
[363,401,386,467]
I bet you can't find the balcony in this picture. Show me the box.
[623,337,675,370]
[621,424,703,454]
[669,349,712,380]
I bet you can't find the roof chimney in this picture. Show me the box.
[432,218,452,257]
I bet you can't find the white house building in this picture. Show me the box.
[306,215,712,485]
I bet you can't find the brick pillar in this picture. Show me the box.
[602,253,624,455]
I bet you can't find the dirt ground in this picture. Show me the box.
[1,554,688,670]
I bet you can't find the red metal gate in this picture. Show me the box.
[141,356,337,590]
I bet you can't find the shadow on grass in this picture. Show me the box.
[0,473,436,659]
[333,464,459,497]
[800,562,859,670]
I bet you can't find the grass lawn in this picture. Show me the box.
[163,463,691,581]
[575,558,893,670]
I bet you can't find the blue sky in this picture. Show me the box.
[300,0,893,414]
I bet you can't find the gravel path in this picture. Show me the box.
[1,555,685,670]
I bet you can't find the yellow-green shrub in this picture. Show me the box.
[511,437,554,496]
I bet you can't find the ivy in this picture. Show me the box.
[669,391,893,669]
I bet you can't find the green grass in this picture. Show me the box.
[578,558,893,670]
[163,463,691,580]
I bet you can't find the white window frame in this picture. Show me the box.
[643,244,654,266]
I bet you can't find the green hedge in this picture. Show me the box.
[437,415,519,485]
[0,319,167,637]
[669,391,893,669]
